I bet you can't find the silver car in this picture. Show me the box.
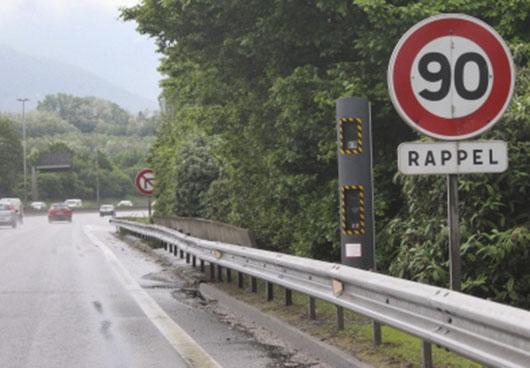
[0,197,23,224]
[99,204,115,217]
[0,201,17,228]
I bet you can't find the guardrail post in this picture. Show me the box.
[421,341,433,368]
[285,289,293,306]
[266,282,274,301]
[217,265,223,281]
[250,276,257,293]
[237,272,244,288]
[336,306,344,330]
[372,321,382,346]
[308,297,316,320]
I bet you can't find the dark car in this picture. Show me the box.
[99,204,115,217]
[0,201,17,228]
[48,203,72,223]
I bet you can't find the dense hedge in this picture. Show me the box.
[122,1,530,308]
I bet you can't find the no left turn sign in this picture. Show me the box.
[388,14,515,140]
[136,169,154,195]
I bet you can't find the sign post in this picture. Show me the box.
[447,174,461,291]
[388,14,514,292]
[135,169,154,216]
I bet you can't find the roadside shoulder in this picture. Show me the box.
[118,234,372,368]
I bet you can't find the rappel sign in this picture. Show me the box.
[398,141,508,175]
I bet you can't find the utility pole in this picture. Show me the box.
[96,146,100,205]
[17,98,29,204]
[93,108,100,206]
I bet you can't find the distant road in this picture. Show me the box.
[24,206,149,216]
[0,212,275,368]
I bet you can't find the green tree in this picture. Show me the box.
[17,93,158,201]
[0,117,22,196]
[37,93,131,134]
[121,0,415,254]
[173,134,220,217]
[122,0,530,307]
[0,110,79,138]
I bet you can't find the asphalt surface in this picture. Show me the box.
[0,212,278,368]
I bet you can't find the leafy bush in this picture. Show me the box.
[124,0,530,308]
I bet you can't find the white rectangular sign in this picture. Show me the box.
[398,141,508,175]
[345,243,362,258]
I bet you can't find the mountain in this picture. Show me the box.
[0,45,158,113]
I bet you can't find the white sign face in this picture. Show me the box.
[398,141,508,175]
[388,14,515,140]
[410,36,493,119]
[135,169,154,195]
[345,243,362,258]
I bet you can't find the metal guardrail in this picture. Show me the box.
[153,215,256,247]
[111,218,530,367]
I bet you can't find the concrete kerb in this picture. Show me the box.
[119,234,373,368]
[199,283,372,368]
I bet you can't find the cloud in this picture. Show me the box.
[0,1,17,13]
[100,0,142,9]
[0,0,142,23]
[0,1,21,22]
[0,0,160,102]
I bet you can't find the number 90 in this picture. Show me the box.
[418,52,489,101]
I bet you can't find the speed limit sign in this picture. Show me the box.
[388,14,514,140]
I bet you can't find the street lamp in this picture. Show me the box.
[17,98,29,205]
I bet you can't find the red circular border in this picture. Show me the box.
[136,169,154,195]
[390,15,513,139]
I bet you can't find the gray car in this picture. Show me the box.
[0,201,17,228]
[0,197,23,223]
[99,204,115,217]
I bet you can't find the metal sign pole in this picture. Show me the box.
[447,174,462,291]
[148,196,152,217]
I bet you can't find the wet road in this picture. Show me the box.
[0,212,275,368]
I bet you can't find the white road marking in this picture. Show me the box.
[83,226,221,368]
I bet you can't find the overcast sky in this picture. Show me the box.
[0,0,161,107]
